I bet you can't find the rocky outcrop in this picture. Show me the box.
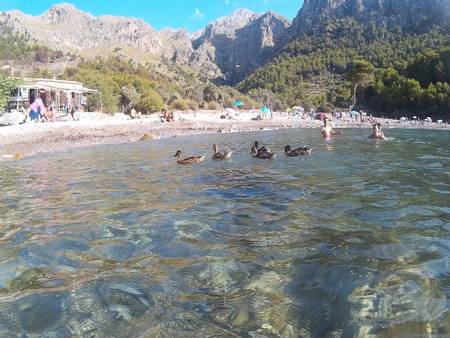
[292,0,450,33]
[193,10,291,84]
[3,3,163,54]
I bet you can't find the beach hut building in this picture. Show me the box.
[7,78,100,113]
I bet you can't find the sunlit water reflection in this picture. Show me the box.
[0,128,449,337]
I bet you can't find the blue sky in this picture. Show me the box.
[0,1,304,31]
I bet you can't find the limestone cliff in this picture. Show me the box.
[292,0,450,33]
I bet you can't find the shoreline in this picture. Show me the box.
[1,111,449,161]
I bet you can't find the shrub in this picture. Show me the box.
[170,98,189,111]
[203,84,218,102]
[207,101,219,110]
[34,49,49,63]
[135,88,164,114]
[188,100,199,111]
[223,97,234,108]
[0,74,18,110]
[237,95,259,109]
[120,86,141,111]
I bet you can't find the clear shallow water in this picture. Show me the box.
[0,128,449,337]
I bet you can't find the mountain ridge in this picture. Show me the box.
[0,3,290,81]
[292,0,450,33]
[1,1,449,86]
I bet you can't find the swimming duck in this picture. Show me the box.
[251,141,276,159]
[174,150,205,164]
[212,144,232,160]
[284,145,312,157]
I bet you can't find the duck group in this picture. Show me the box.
[175,141,312,164]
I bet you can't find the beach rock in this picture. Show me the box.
[13,152,23,160]
[140,133,155,141]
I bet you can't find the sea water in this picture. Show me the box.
[0,128,449,337]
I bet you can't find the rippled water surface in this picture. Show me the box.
[0,128,449,337]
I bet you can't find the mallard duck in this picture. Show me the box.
[251,141,276,159]
[174,150,205,164]
[284,145,312,157]
[212,144,232,160]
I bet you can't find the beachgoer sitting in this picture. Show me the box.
[160,108,172,122]
[42,107,55,122]
[130,108,138,119]
[28,92,47,123]
[321,117,342,140]
[369,123,386,140]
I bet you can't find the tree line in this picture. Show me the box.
[238,18,450,118]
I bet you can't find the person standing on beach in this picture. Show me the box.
[321,117,342,140]
[68,93,78,121]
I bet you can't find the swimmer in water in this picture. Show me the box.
[369,123,386,140]
[321,118,342,140]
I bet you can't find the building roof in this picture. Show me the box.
[19,78,99,93]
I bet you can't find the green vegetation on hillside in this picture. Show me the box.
[0,20,33,60]
[238,18,450,117]
[365,48,450,117]
[0,19,67,64]
[63,57,258,113]
[63,57,170,113]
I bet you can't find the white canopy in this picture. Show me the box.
[20,78,98,94]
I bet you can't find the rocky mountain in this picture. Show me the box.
[192,9,290,84]
[292,0,450,34]
[1,1,449,84]
[0,3,290,82]
[1,3,174,64]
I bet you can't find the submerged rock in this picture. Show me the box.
[64,278,160,337]
[0,292,66,336]
[7,268,45,292]
[244,271,306,338]
[348,274,448,337]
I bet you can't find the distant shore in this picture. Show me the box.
[0,110,448,161]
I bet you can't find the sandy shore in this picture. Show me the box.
[1,110,448,161]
